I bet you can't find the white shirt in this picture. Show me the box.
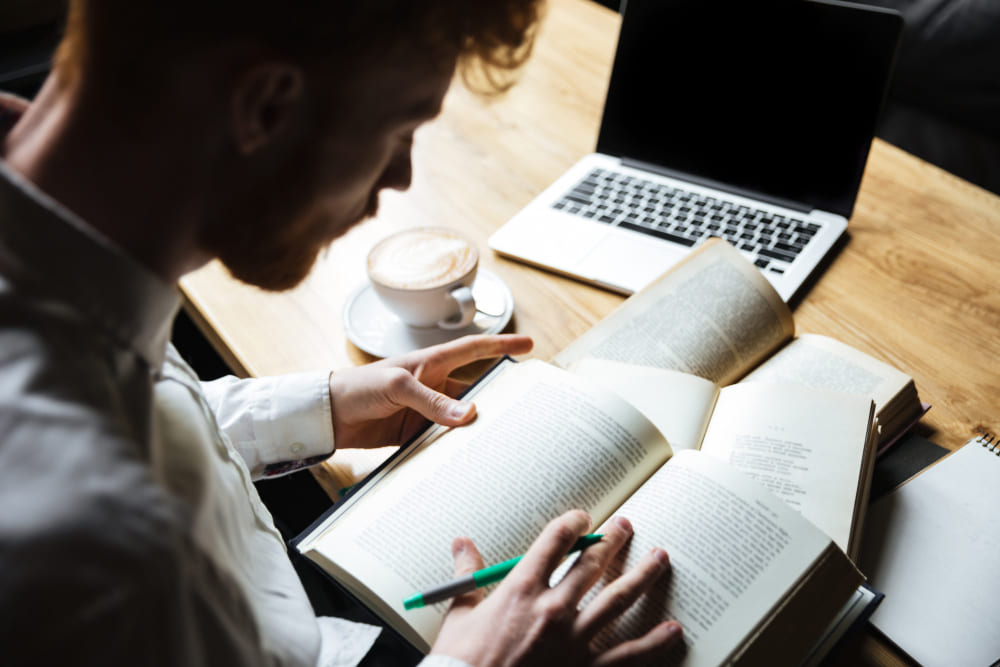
[0,96,466,667]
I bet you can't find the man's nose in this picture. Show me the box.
[381,148,414,192]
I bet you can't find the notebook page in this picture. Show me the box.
[860,438,1000,666]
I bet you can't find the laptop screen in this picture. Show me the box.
[597,0,902,218]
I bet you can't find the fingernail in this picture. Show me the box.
[652,548,670,567]
[449,401,474,420]
[452,539,466,557]
[613,516,633,534]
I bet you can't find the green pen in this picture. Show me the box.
[403,534,603,610]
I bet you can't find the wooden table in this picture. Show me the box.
[180,0,1000,664]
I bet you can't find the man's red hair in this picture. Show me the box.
[55,0,544,95]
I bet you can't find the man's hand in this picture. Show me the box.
[431,511,683,667]
[328,334,533,450]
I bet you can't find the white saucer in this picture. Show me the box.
[343,269,515,358]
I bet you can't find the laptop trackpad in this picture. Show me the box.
[490,211,609,267]
[575,227,689,293]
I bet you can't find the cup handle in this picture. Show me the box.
[438,286,476,330]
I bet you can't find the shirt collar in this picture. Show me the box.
[0,96,180,372]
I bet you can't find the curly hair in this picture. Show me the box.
[56,0,545,95]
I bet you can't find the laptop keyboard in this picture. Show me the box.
[551,168,821,275]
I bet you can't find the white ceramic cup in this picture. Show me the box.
[366,227,479,329]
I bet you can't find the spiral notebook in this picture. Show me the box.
[859,430,1000,667]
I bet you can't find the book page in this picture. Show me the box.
[739,333,913,412]
[301,360,673,648]
[576,451,833,667]
[571,358,720,451]
[553,240,794,386]
[698,383,876,556]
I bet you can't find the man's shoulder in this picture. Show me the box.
[0,288,154,444]
[0,311,183,587]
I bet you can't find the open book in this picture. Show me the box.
[570,358,878,559]
[553,238,924,452]
[297,358,872,665]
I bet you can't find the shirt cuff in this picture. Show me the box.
[202,370,335,479]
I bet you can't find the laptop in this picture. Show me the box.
[489,0,903,302]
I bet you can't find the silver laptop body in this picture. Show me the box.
[490,0,903,302]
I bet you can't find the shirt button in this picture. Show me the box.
[290,442,305,456]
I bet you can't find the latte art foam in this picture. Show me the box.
[367,229,477,289]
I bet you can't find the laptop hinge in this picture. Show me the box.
[621,158,813,214]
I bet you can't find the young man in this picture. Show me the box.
[0,2,682,665]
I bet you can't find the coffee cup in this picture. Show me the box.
[366,227,479,329]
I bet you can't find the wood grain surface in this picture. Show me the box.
[179,2,1000,663]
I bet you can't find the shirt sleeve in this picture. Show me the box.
[200,371,335,480]
[419,655,475,667]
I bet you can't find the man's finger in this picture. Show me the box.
[425,334,533,372]
[591,620,683,667]
[574,547,671,639]
[447,536,486,612]
[389,372,477,426]
[512,510,593,589]
[550,515,633,606]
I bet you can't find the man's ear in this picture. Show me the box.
[230,62,305,155]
